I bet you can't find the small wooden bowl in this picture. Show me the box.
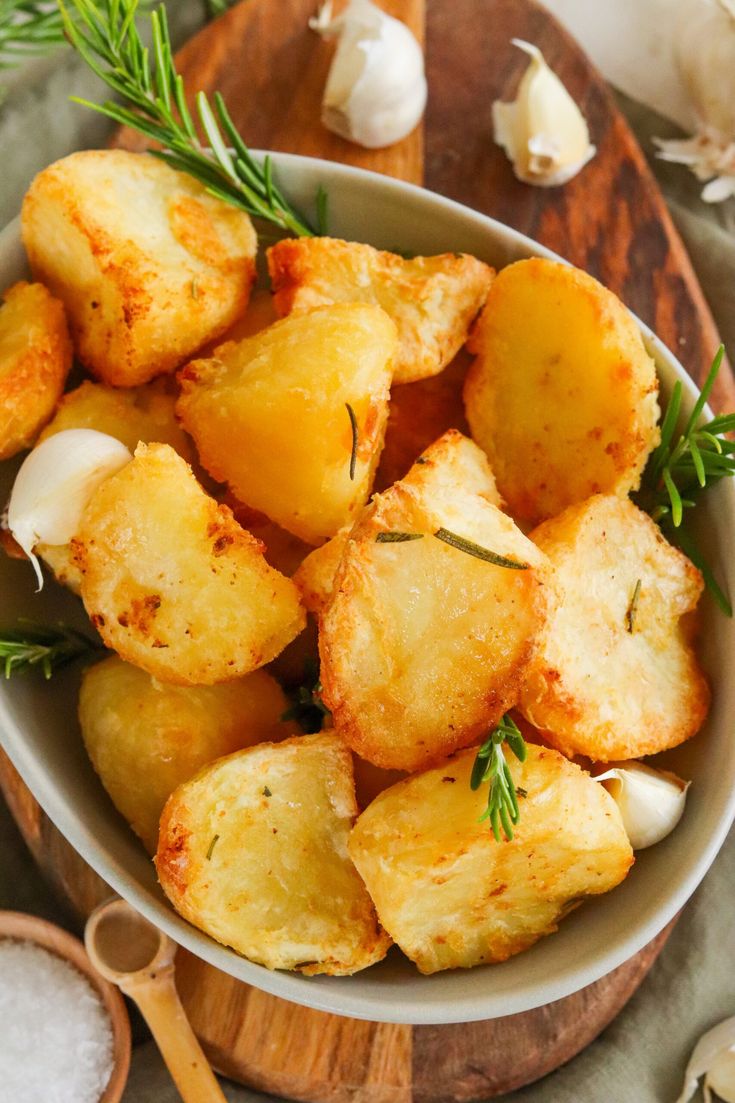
[0,910,131,1102]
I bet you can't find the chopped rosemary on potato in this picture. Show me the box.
[637,345,735,615]
[205,833,220,860]
[434,528,530,569]
[625,579,642,633]
[0,621,104,679]
[345,402,358,481]
[375,532,424,543]
[470,714,528,842]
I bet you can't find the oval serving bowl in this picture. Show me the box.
[1,153,734,1025]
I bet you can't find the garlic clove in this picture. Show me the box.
[675,1018,735,1103]
[592,761,689,850]
[7,429,132,591]
[311,0,427,150]
[493,39,595,187]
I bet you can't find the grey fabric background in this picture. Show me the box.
[0,25,733,1103]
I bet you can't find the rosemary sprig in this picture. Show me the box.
[281,658,330,733]
[0,621,103,678]
[434,528,530,569]
[625,579,642,633]
[470,714,527,842]
[345,402,358,481]
[0,0,66,67]
[59,0,318,236]
[637,346,734,614]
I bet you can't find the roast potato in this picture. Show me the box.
[0,281,72,460]
[519,494,709,761]
[349,743,633,973]
[21,150,257,386]
[80,655,297,853]
[156,731,391,974]
[73,443,305,684]
[320,430,547,772]
[293,525,352,616]
[177,303,396,545]
[268,237,493,384]
[464,258,660,525]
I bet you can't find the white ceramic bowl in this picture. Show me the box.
[1,153,734,1025]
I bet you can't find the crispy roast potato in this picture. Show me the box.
[73,443,305,685]
[349,743,633,973]
[519,495,709,761]
[39,378,196,462]
[177,303,396,545]
[80,655,297,853]
[21,150,257,386]
[268,237,493,384]
[294,525,352,616]
[464,258,660,526]
[320,431,547,772]
[0,281,72,460]
[156,732,391,974]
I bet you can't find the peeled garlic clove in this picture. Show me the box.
[493,39,595,187]
[8,429,131,590]
[311,0,427,149]
[675,1018,735,1103]
[592,761,689,850]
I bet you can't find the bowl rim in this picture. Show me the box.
[1,149,734,1025]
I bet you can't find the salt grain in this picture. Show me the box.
[0,937,114,1103]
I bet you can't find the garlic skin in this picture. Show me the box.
[592,762,689,850]
[675,1016,735,1103]
[493,39,595,188]
[310,0,427,149]
[7,429,132,591]
[655,0,735,202]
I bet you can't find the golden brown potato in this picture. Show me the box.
[39,378,196,463]
[80,655,297,853]
[349,744,633,974]
[177,304,396,545]
[294,525,352,615]
[519,495,709,761]
[320,431,547,772]
[156,732,391,974]
[21,150,257,386]
[0,281,72,460]
[464,258,660,526]
[268,237,494,384]
[73,443,305,685]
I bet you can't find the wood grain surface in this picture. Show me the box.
[4,0,729,1099]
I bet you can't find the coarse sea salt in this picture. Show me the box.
[0,937,114,1103]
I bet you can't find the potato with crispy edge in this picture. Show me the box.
[0,281,72,460]
[518,494,709,761]
[320,430,547,772]
[294,525,352,616]
[464,258,660,526]
[177,303,396,545]
[80,655,298,854]
[21,150,257,386]
[73,443,305,685]
[268,237,493,384]
[349,744,633,974]
[156,732,391,974]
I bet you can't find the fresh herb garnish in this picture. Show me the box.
[0,0,67,68]
[345,402,358,481]
[0,621,104,679]
[281,658,330,733]
[59,0,318,236]
[205,833,220,860]
[375,532,424,543]
[625,579,642,633]
[262,786,272,797]
[470,714,527,842]
[434,528,530,569]
[637,346,734,613]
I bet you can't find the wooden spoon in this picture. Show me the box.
[85,898,227,1103]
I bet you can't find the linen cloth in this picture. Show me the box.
[0,9,733,1101]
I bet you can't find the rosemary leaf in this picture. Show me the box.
[375,532,424,543]
[345,402,358,481]
[470,714,527,843]
[625,579,642,634]
[434,528,530,570]
[0,621,104,679]
[205,833,220,860]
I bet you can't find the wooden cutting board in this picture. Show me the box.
[2,0,732,1099]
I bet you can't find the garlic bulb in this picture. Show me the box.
[310,0,427,149]
[592,761,689,850]
[8,429,131,591]
[655,0,735,202]
[676,1016,735,1102]
[493,39,595,187]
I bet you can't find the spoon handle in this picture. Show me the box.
[121,966,227,1103]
